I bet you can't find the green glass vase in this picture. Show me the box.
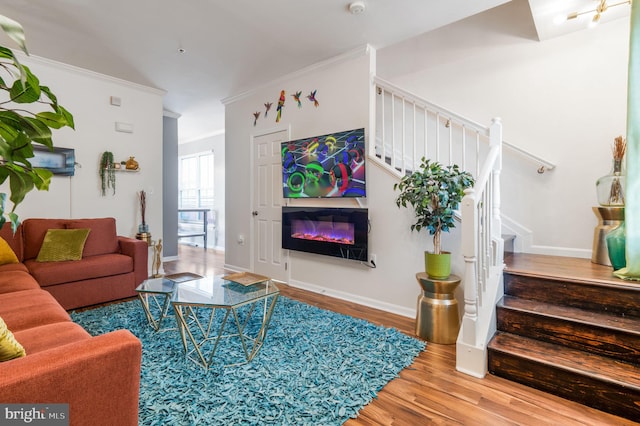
[605,223,626,271]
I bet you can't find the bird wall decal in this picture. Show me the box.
[276,90,286,123]
[292,91,302,108]
[307,90,319,107]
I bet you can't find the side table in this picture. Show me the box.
[591,206,624,266]
[136,272,203,331]
[136,277,176,331]
[415,272,461,344]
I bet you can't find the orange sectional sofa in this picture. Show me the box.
[0,217,148,310]
[0,217,146,425]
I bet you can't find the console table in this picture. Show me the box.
[178,208,210,249]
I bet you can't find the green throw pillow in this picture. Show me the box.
[0,316,25,362]
[36,228,91,262]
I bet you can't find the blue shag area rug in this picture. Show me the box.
[71,297,425,425]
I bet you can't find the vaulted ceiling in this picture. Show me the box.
[0,1,631,142]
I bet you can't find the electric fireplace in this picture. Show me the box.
[282,206,368,261]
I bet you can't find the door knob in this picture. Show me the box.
[252,211,258,216]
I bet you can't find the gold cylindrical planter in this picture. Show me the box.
[415,272,461,344]
[591,206,624,266]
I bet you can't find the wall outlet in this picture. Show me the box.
[369,253,377,266]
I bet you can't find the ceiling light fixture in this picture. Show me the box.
[348,1,366,15]
[566,0,631,26]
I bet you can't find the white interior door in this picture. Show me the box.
[252,129,288,282]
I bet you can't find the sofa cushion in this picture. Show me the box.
[0,270,39,294]
[0,290,71,332]
[36,229,91,262]
[13,322,90,356]
[26,253,133,288]
[22,219,67,260]
[0,237,19,265]
[66,218,119,257]
[0,316,25,361]
[0,263,28,274]
[0,263,29,275]
[0,223,23,262]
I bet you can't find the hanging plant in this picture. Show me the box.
[99,151,116,196]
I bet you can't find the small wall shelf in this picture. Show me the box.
[105,167,140,173]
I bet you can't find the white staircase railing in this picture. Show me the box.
[371,76,504,378]
[372,76,491,178]
[457,119,504,378]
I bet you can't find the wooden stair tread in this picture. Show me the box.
[499,295,640,334]
[489,332,640,389]
[504,253,640,290]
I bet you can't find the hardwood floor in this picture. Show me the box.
[164,246,637,425]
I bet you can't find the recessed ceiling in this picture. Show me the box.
[528,0,632,41]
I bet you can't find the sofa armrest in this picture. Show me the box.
[118,236,148,285]
[0,329,142,426]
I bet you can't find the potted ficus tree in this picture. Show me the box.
[394,157,474,279]
[0,15,75,231]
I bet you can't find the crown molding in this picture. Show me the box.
[222,44,374,105]
[163,110,181,119]
[16,51,166,96]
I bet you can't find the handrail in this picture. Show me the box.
[374,76,489,136]
[374,76,556,173]
[474,144,500,191]
[503,141,556,173]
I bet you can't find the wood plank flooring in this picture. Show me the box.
[164,246,637,425]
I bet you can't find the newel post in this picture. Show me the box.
[460,186,478,345]
[490,117,503,264]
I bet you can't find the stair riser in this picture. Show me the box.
[504,274,640,317]
[496,307,640,364]
[488,350,640,421]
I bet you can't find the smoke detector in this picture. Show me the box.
[348,1,366,15]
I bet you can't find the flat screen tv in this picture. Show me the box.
[281,128,366,198]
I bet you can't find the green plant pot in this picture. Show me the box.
[425,251,451,279]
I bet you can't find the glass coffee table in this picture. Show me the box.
[136,273,203,331]
[171,275,279,369]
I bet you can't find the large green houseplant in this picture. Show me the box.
[0,15,74,231]
[394,157,474,279]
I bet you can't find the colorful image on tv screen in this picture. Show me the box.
[281,128,366,198]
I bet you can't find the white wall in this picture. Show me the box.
[1,54,165,240]
[178,133,226,250]
[224,47,461,317]
[377,0,630,257]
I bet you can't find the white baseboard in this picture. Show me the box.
[501,215,592,259]
[528,245,591,259]
[288,278,416,319]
